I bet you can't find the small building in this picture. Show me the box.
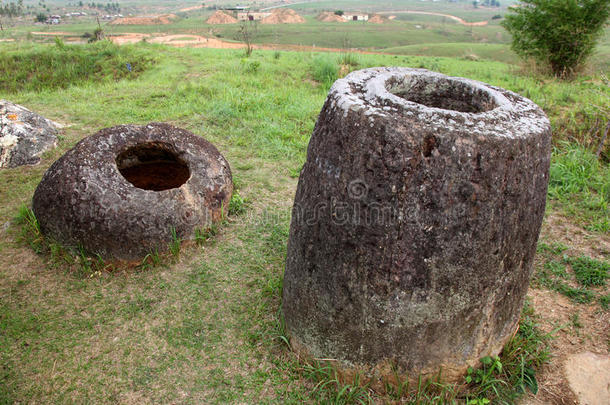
[343,13,368,21]
[224,6,250,12]
[236,12,271,21]
[46,15,61,24]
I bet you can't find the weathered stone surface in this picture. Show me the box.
[0,100,58,168]
[565,352,610,405]
[33,123,232,261]
[283,68,552,385]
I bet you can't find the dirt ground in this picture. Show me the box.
[109,14,178,26]
[520,212,610,405]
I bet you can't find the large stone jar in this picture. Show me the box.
[33,123,232,261]
[283,68,552,384]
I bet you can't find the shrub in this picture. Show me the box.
[502,0,610,77]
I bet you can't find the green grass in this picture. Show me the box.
[0,40,607,403]
[548,143,609,232]
[0,40,155,92]
[568,256,609,287]
[383,43,518,64]
[534,241,609,308]
[311,55,339,89]
[465,301,551,403]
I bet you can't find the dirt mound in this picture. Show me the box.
[368,15,386,24]
[261,8,305,24]
[316,11,346,23]
[109,14,177,25]
[206,10,237,24]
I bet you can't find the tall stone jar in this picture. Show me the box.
[283,68,552,385]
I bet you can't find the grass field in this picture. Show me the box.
[0,38,608,403]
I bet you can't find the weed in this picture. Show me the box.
[14,205,43,254]
[169,227,181,259]
[599,293,610,310]
[244,60,260,74]
[545,260,568,278]
[384,371,458,403]
[301,361,373,404]
[568,256,609,286]
[536,241,569,256]
[339,52,360,68]
[570,312,583,331]
[228,191,248,216]
[273,51,281,60]
[138,249,162,271]
[535,241,607,307]
[553,282,595,303]
[194,225,218,246]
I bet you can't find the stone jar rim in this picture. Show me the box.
[329,67,550,140]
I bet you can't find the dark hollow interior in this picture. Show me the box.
[116,142,190,191]
[387,75,497,113]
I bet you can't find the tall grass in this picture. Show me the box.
[310,55,339,89]
[548,143,609,231]
[0,40,155,92]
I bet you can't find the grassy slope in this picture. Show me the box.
[0,42,608,403]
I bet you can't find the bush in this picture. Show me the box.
[502,0,610,77]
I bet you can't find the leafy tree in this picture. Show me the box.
[35,12,46,22]
[334,10,344,16]
[0,0,24,30]
[502,0,610,77]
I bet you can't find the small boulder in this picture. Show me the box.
[565,352,610,405]
[0,100,58,168]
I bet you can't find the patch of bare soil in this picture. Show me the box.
[542,209,609,259]
[378,10,488,26]
[150,34,244,49]
[109,14,177,25]
[368,15,387,24]
[108,33,150,45]
[261,8,305,24]
[179,5,205,12]
[206,10,238,25]
[520,213,610,405]
[316,11,346,23]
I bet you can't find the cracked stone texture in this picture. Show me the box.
[283,68,552,385]
[0,100,58,168]
[33,123,232,261]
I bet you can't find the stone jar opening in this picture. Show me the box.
[386,74,499,113]
[116,142,190,191]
